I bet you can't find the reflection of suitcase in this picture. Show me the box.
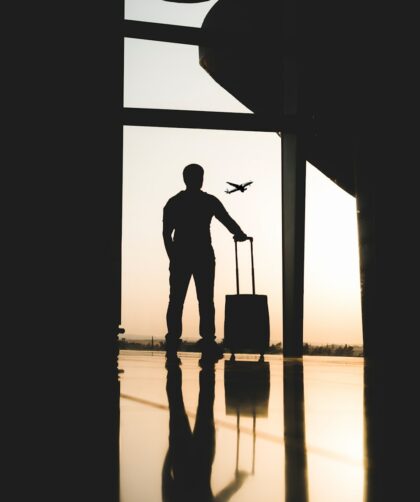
[224,238,270,359]
[224,360,271,475]
[224,360,270,417]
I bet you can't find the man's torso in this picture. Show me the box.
[164,191,219,253]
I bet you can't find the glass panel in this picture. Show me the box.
[125,0,219,28]
[304,163,363,347]
[124,37,251,113]
[122,126,282,343]
[121,128,362,348]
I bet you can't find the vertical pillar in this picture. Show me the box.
[281,0,306,357]
[354,142,376,360]
[357,132,417,499]
[282,135,306,357]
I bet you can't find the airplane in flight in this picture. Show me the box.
[225,181,253,194]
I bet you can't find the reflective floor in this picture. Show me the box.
[119,351,364,502]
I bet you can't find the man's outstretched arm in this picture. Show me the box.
[214,199,248,241]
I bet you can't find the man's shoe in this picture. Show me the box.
[200,340,224,362]
[164,337,181,353]
[199,356,216,369]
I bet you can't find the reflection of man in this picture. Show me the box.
[162,359,248,502]
[163,164,247,359]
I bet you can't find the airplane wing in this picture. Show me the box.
[227,182,241,188]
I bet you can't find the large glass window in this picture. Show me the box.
[125,0,219,28]
[304,163,363,346]
[121,127,362,347]
[124,38,251,112]
[122,126,282,343]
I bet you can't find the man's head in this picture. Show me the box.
[183,163,204,190]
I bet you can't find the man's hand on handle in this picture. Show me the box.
[233,232,250,242]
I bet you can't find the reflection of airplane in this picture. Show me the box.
[225,181,253,194]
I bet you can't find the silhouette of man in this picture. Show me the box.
[163,164,247,358]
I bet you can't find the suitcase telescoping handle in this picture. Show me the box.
[234,237,255,295]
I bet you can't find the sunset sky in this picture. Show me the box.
[121,0,363,345]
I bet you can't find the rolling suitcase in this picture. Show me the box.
[224,237,270,359]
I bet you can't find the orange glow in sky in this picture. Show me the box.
[122,127,362,345]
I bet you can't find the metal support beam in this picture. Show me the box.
[282,134,306,357]
[281,0,306,357]
[123,107,293,132]
[354,146,376,360]
[124,19,205,46]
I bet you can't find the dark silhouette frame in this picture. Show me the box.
[13,1,416,500]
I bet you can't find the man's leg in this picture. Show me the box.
[166,259,191,350]
[193,256,216,342]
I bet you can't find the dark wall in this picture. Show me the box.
[6,1,416,500]
[7,2,123,501]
